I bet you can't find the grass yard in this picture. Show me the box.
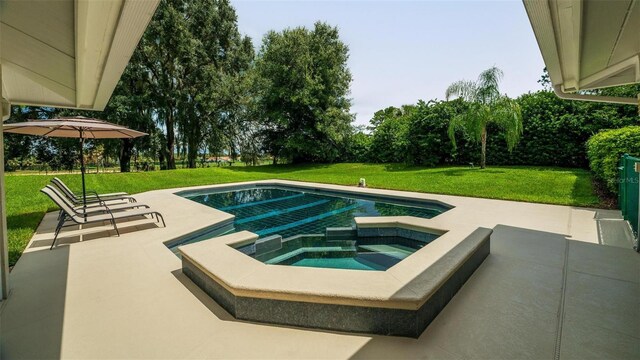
[5,163,600,266]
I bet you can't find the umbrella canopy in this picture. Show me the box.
[3,116,147,211]
[2,116,147,139]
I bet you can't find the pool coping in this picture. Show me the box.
[181,226,490,337]
[175,181,492,336]
[174,181,491,308]
[179,224,490,309]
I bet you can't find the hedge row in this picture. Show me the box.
[356,90,639,169]
[587,126,640,194]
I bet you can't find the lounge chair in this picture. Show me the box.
[45,185,149,218]
[41,186,165,249]
[51,177,137,205]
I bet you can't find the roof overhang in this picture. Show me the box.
[523,0,640,104]
[0,0,159,111]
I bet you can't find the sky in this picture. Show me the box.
[231,0,546,126]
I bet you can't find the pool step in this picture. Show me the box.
[326,227,357,240]
[358,244,415,259]
[266,246,357,265]
[356,252,402,269]
[255,235,282,255]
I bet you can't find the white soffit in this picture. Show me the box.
[524,0,640,93]
[0,0,159,111]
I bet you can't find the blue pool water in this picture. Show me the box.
[242,236,438,271]
[184,187,446,238]
[177,186,447,270]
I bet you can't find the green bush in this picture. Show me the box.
[342,131,371,162]
[406,99,475,166]
[587,126,640,194]
[369,115,411,163]
[482,91,638,168]
[5,158,20,172]
[366,90,639,168]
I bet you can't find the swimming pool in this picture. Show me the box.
[177,182,489,336]
[176,185,450,270]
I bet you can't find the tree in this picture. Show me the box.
[136,0,253,169]
[103,52,156,172]
[178,0,254,168]
[369,106,404,131]
[368,112,411,163]
[406,99,470,166]
[254,22,353,163]
[538,67,552,90]
[136,0,190,169]
[342,125,371,163]
[445,66,523,169]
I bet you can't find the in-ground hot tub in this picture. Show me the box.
[175,183,491,337]
[236,227,440,271]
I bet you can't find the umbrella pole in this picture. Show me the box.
[80,131,87,220]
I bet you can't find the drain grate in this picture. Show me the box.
[596,219,635,249]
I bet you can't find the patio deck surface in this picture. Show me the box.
[1,180,638,359]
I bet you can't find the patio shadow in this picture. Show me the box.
[170,269,235,321]
[1,244,69,359]
[27,216,164,250]
[349,224,640,359]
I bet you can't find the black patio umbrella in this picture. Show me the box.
[3,116,147,208]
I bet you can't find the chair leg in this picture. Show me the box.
[158,213,166,227]
[111,219,120,236]
[50,232,59,250]
[50,216,66,250]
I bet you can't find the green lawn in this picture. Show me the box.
[5,163,600,266]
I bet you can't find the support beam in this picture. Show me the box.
[0,21,9,300]
[0,103,8,300]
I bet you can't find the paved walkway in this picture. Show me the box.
[1,181,638,359]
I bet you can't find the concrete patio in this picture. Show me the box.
[1,180,638,359]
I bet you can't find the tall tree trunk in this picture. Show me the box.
[158,147,167,170]
[185,121,200,168]
[187,140,198,168]
[119,138,134,172]
[480,127,487,169]
[166,111,176,170]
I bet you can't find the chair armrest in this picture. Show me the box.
[85,190,105,205]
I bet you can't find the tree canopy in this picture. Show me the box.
[253,22,354,163]
[136,0,253,169]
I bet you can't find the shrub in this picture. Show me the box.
[5,158,20,172]
[367,91,638,168]
[483,91,638,168]
[587,126,640,194]
[406,99,473,166]
[342,132,371,163]
[368,115,411,163]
